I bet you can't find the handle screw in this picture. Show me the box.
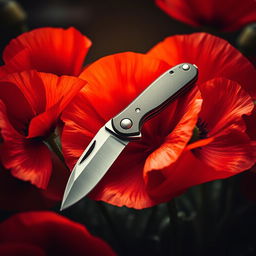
[182,64,190,70]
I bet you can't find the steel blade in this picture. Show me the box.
[60,126,128,210]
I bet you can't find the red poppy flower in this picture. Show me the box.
[0,70,86,210]
[61,39,255,209]
[0,27,92,77]
[156,0,256,31]
[0,211,116,256]
[145,78,255,201]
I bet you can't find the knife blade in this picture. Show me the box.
[60,63,198,210]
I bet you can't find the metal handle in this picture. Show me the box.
[109,63,198,139]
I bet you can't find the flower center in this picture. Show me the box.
[189,118,209,144]
[196,117,209,139]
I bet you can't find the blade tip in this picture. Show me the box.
[60,202,66,211]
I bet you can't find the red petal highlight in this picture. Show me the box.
[0,71,46,116]
[38,72,87,111]
[27,72,86,138]
[144,88,202,177]
[189,78,255,172]
[193,131,256,172]
[148,33,256,99]
[146,151,233,200]
[0,101,52,188]
[78,52,170,121]
[199,78,254,136]
[89,147,155,209]
[1,139,52,189]
[0,75,38,134]
[1,27,92,76]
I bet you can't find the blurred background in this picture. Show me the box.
[0,0,241,64]
[0,1,255,256]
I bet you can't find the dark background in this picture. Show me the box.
[0,0,240,64]
[0,1,255,256]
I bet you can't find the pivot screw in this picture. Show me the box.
[120,118,133,129]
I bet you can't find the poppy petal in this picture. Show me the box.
[147,33,256,98]
[27,72,86,138]
[0,102,52,188]
[0,212,116,256]
[144,88,202,177]
[89,148,155,209]
[0,73,40,134]
[146,151,233,200]
[0,100,24,141]
[1,27,92,76]
[192,130,256,172]
[0,71,46,116]
[37,72,87,111]
[0,49,32,77]
[78,52,171,121]
[155,0,256,31]
[1,139,52,189]
[199,78,254,136]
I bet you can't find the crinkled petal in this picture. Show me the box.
[0,71,45,116]
[189,77,255,172]
[146,151,234,200]
[192,130,256,172]
[144,88,202,177]
[89,147,155,209]
[0,102,52,188]
[1,27,92,76]
[37,72,87,111]
[0,100,24,140]
[148,33,256,98]
[0,73,40,134]
[1,139,52,189]
[78,52,171,121]
[27,72,86,138]
[199,78,254,136]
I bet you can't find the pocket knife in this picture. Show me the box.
[60,63,198,210]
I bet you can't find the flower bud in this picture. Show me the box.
[237,23,256,56]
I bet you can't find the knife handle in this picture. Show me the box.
[110,63,198,139]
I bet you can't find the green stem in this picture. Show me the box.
[44,133,70,171]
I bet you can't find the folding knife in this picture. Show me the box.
[60,63,198,210]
